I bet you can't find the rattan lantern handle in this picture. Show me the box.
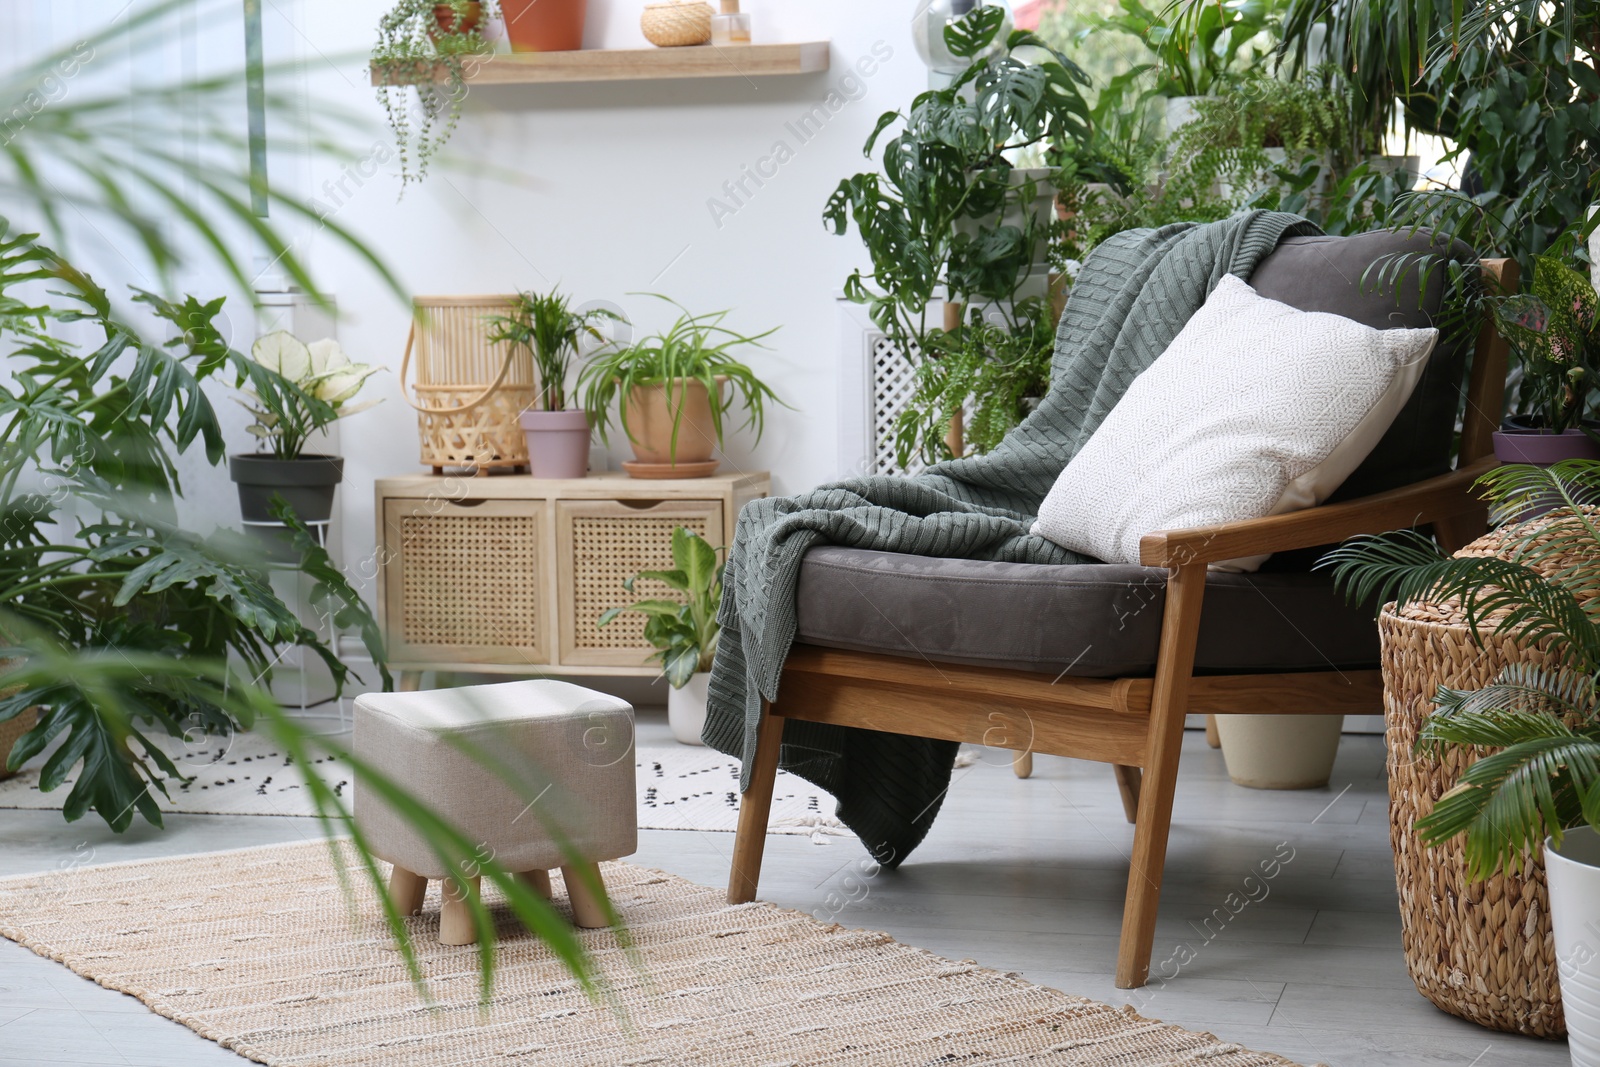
[399,319,523,416]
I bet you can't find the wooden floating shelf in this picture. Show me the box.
[372,41,830,86]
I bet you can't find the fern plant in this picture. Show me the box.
[894,299,1056,467]
[1324,460,1600,880]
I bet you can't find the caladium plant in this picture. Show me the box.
[237,331,383,459]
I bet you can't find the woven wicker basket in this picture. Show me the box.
[641,1,712,46]
[0,707,39,782]
[402,296,534,475]
[1382,515,1597,1037]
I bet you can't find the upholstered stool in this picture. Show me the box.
[354,680,636,945]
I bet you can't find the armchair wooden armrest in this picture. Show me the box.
[1138,457,1498,568]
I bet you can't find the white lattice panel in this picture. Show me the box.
[870,334,924,476]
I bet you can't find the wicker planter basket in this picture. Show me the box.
[0,707,39,782]
[1381,518,1592,1038]
[641,1,712,46]
[402,296,534,475]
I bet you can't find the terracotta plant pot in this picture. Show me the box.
[501,0,587,52]
[518,409,591,479]
[432,2,482,36]
[620,377,724,477]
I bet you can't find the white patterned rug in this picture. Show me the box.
[0,728,851,840]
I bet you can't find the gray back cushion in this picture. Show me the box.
[1247,230,1477,503]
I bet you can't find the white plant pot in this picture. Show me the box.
[1165,95,1203,135]
[1214,714,1344,790]
[1365,154,1422,189]
[668,672,710,746]
[1547,826,1600,1066]
[1587,205,1598,296]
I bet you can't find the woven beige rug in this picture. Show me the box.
[0,842,1308,1066]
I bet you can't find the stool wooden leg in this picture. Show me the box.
[439,874,480,946]
[561,862,609,929]
[1012,750,1034,779]
[518,869,552,899]
[1205,713,1220,748]
[389,866,428,916]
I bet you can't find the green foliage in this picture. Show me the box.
[597,527,722,689]
[1325,460,1600,879]
[1285,0,1599,271]
[1081,0,1284,98]
[578,296,782,457]
[825,9,1092,357]
[371,0,498,189]
[237,333,383,460]
[1490,255,1599,433]
[0,222,388,831]
[894,298,1055,467]
[485,289,624,412]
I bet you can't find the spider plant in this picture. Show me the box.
[485,289,624,412]
[1324,460,1600,880]
[577,295,782,459]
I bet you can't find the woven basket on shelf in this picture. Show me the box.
[1382,513,1598,1038]
[402,296,534,475]
[641,1,712,46]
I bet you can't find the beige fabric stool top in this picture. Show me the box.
[354,680,636,944]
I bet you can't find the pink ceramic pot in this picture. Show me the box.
[519,409,591,479]
[1492,427,1600,466]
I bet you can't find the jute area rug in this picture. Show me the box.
[0,731,852,839]
[0,841,1310,1067]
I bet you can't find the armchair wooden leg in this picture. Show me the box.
[728,700,785,904]
[1205,714,1220,748]
[1116,563,1207,989]
[1113,765,1142,824]
[1012,750,1033,778]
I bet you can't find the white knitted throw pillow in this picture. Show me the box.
[1032,274,1438,572]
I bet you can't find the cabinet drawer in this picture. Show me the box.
[556,498,722,668]
[382,498,549,666]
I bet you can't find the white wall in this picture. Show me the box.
[286,2,926,601]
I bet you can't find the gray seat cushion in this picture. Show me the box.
[795,546,1376,678]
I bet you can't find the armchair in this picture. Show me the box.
[725,236,1515,990]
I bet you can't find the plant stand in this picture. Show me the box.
[375,471,769,687]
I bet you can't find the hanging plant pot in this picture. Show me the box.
[501,0,587,52]
[518,409,591,479]
[620,377,724,479]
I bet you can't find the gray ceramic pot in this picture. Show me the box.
[229,454,344,524]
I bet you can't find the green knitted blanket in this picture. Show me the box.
[702,211,1322,864]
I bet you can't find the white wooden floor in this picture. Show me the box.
[0,712,1571,1067]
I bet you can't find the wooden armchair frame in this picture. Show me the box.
[726,260,1516,989]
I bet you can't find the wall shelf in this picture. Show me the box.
[372,42,830,86]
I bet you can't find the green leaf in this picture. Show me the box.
[943,4,1005,59]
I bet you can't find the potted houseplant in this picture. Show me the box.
[486,288,623,479]
[578,297,781,479]
[371,0,496,189]
[230,331,381,556]
[1328,460,1600,1044]
[502,0,588,52]
[598,526,722,745]
[1490,254,1600,466]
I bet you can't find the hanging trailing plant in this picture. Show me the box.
[371,0,498,190]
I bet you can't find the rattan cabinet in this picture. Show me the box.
[375,471,770,688]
